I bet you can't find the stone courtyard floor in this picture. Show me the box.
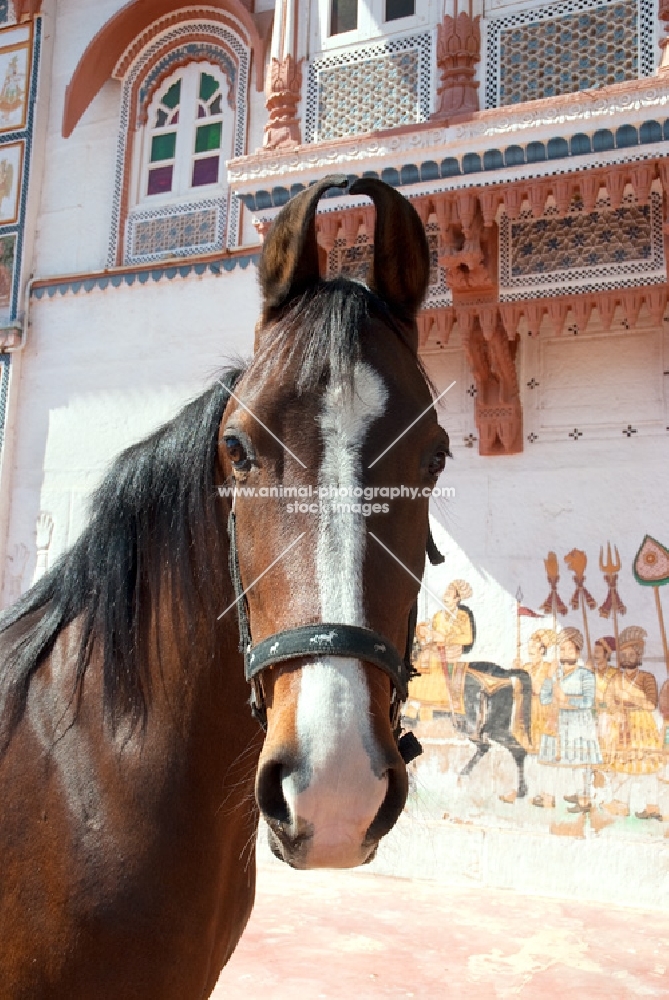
[214,857,669,999]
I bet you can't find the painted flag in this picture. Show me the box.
[519,606,545,618]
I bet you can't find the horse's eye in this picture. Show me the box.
[428,450,448,478]
[224,436,248,468]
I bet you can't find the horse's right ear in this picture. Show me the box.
[258,175,348,323]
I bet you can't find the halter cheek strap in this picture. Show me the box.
[226,507,444,765]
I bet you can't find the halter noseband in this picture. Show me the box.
[227,506,444,764]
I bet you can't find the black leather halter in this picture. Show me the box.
[227,506,444,763]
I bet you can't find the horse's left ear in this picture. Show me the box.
[349,178,430,326]
[258,174,348,323]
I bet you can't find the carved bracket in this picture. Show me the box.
[262,54,303,151]
[432,12,480,122]
[459,310,523,456]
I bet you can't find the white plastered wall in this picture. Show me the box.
[2,266,259,596]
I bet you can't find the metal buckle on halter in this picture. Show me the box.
[248,668,268,731]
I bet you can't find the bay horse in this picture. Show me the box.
[0,176,450,998]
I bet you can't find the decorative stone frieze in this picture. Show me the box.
[228,74,669,189]
[419,286,669,349]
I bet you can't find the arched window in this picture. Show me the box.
[119,55,243,265]
[106,14,252,266]
[134,63,233,209]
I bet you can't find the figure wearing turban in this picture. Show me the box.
[539,627,602,812]
[431,580,475,665]
[591,636,617,767]
[601,627,664,821]
[514,628,557,751]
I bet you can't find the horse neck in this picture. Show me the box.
[143,503,256,749]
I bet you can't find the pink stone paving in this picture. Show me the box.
[214,861,669,999]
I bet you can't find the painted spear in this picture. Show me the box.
[599,542,626,663]
[564,549,597,663]
[540,551,567,672]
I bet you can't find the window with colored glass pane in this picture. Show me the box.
[147,78,181,196]
[192,156,220,187]
[143,67,227,199]
[191,73,223,187]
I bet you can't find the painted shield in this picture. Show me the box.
[633,535,669,587]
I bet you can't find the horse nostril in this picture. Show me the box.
[256,760,291,827]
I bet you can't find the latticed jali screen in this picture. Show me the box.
[305,33,431,142]
[499,193,665,298]
[126,202,223,264]
[486,0,653,108]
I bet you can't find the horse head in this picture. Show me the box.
[218,176,448,869]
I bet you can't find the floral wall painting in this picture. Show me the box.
[0,140,22,225]
[404,537,669,841]
[0,31,30,133]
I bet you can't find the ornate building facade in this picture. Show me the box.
[1,0,669,906]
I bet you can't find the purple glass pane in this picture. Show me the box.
[147,165,173,195]
[192,155,220,187]
[198,105,206,118]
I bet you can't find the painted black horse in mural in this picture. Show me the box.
[411,604,533,797]
[455,660,532,798]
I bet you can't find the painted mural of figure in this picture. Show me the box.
[660,678,669,764]
[591,635,617,767]
[606,627,663,821]
[0,55,24,118]
[405,580,475,723]
[514,628,557,751]
[514,628,557,810]
[539,627,602,812]
[406,623,452,721]
[431,580,475,664]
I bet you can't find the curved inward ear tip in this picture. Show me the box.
[312,174,349,191]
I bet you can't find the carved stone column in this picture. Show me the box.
[263,0,303,150]
[263,53,303,151]
[432,11,481,121]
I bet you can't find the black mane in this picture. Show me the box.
[0,368,244,749]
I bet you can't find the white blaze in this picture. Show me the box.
[283,362,390,865]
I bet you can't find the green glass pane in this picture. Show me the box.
[151,132,176,162]
[162,80,181,110]
[200,72,219,102]
[195,122,222,153]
